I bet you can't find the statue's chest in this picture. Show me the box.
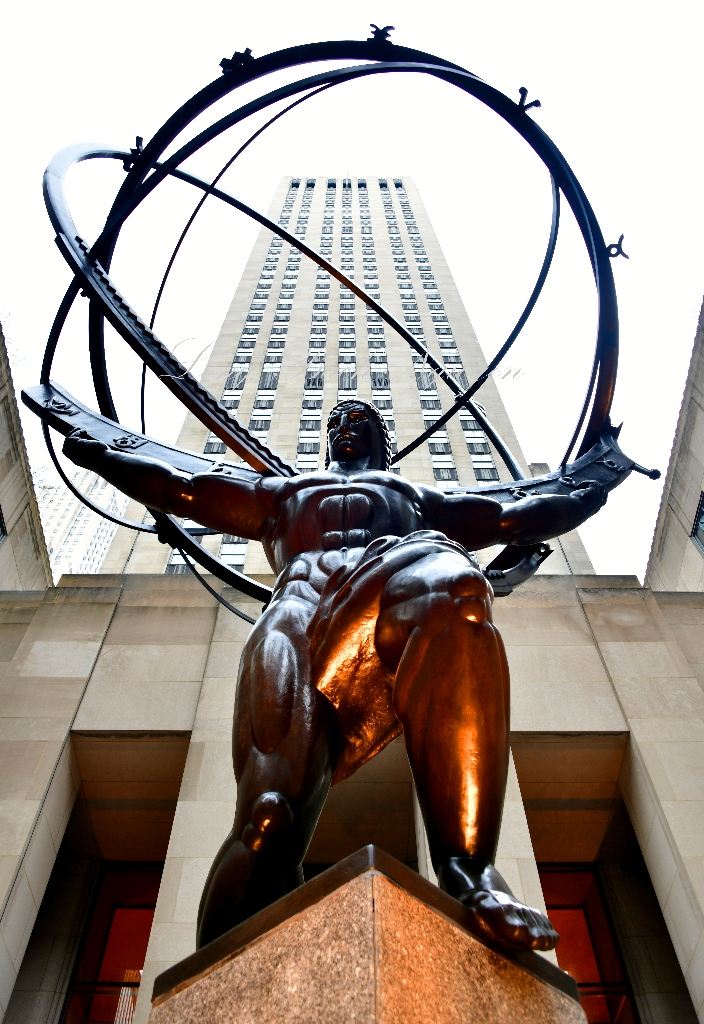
[317,493,375,550]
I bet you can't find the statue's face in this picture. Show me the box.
[328,404,373,461]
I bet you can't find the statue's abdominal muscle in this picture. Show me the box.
[268,475,425,570]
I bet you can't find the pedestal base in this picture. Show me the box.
[150,846,584,1023]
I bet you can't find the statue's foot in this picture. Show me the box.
[461,887,559,951]
[438,857,559,952]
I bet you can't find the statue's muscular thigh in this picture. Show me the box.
[233,586,335,828]
[374,550,509,861]
[375,551,493,670]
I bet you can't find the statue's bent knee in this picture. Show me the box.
[242,791,294,852]
[447,567,492,624]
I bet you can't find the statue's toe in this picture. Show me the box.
[463,888,559,951]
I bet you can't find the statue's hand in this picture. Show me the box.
[63,429,109,469]
[569,478,607,512]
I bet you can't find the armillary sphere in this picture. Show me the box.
[23,29,660,616]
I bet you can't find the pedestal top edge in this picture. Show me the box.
[151,845,578,1007]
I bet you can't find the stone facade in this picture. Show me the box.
[0,326,51,592]
[647,296,704,590]
[0,573,701,1021]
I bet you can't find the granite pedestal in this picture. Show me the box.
[149,846,585,1024]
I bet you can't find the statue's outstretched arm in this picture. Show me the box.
[63,430,271,539]
[428,480,606,550]
[497,480,607,545]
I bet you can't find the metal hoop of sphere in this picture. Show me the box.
[28,34,626,605]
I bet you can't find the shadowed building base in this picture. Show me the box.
[149,846,584,1024]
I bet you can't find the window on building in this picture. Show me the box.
[0,399,21,471]
[433,467,459,481]
[692,492,704,554]
[539,867,637,1023]
[204,433,225,455]
[165,548,189,574]
[63,867,162,1024]
[305,370,324,390]
[460,417,481,432]
[474,467,499,481]
[219,535,248,569]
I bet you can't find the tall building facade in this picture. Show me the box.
[0,324,51,591]
[36,469,128,582]
[647,297,704,590]
[102,176,592,578]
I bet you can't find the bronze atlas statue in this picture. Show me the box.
[23,30,660,955]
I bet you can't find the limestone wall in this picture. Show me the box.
[0,325,51,592]
[0,581,120,1020]
[647,296,704,591]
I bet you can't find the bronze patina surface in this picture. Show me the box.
[63,399,608,952]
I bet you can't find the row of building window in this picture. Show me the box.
[294,181,336,470]
[296,179,399,472]
[165,532,249,575]
[245,180,318,501]
[379,182,459,486]
[168,181,306,572]
[387,181,499,484]
[355,183,398,471]
[285,176,498,484]
[169,176,503,572]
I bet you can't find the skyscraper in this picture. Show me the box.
[36,467,128,582]
[101,176,592,578]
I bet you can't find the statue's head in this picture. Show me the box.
[326,399,392,471]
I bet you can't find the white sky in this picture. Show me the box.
[1,0,703,580]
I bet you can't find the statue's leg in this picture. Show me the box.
[376,551,557,952]
[196,590,335,948]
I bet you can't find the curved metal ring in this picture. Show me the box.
[142,81,336,434]
[81,54,617,464]
[36,38,620,600]
[43,143,522,478]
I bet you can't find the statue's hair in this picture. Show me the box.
[324,399,393,471]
